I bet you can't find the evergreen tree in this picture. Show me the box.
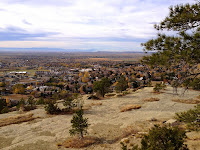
[27,96,35,108]
[93,77,111,97]
[69,107,89,139]
[115,76,128,92]
[141,1,200,91]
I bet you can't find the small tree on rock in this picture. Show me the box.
[69,107,89,139]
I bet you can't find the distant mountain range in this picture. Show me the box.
[0,47,145,53]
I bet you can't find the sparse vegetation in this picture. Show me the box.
[36,97,45,105]
[153,83,166,93]
[0,98,7,114]
[27,96,36,110]
[63,96,76,111]
[45,100,60,114]
[175,104,200,131]
[16,98,25,110]
[184,78,200,90]
[146,80,152,87]
[69,107,89,138]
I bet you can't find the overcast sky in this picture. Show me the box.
[0,0,196,51]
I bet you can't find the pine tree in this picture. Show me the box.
[93,77,111,97]
[115,75,128,92]
[141,1,200,93]
[69,107,89,139]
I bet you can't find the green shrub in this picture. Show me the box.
[36,97,45,105]
[120,142,127,150]
[175,104,200,131]
[146,80,152,87]
[153,82,166,92]
[63,96,76,111]
[27,96,35,109]
[121,125,188,150]
[190,78,200,90]
[16,98,25,110]
[0,98,7,114]
[183,78,200,90]
[1,106,9,114]
[115,76,128,93]
[122,91,130,95]
[140,125,188,150]
[45,100,60,114]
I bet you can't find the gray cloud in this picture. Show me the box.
[22,19,32,25]
[1,0,73,6]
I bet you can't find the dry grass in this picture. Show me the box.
[197,95,200,99]
[109,126,138,144]
[62,136,100,148]
[83,102,102,111]
[90,102,102,106]
[172,99,200,104]
[143,97,160,102]
[117,94,123,97]
[0,114,35,127]
[119,126,138,140]
[120,104,141,112]
[105,93,116,97]
[152,91,163,94]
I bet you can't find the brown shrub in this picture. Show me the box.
[0,114,35,127]
[90,102,102,106]
[172,99,200,104]
[105,93,116,97]
[143,97,160,102]
[120,104,141,112]
[62,136,100,148]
